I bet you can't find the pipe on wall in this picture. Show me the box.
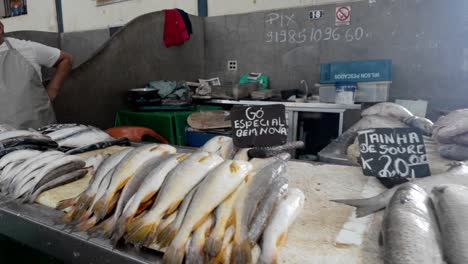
[198,0,207,17]
[55,0,64,33]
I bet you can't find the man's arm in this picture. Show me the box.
[46,51,73,101]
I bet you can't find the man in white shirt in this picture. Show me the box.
[0,21,73,128]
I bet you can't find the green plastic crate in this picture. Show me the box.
[115,105,223,146]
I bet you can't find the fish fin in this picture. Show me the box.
[205,237,223,257]
[157,224,178,248]
[331,198,385,217]
[88,216,116,239]
[162,244,185,264]
[125,221,158,247]
[92,197,109,220]
[76,194,94,212]
[276,232,287,246]
[73,216,97,232]
[56,197,78,210]
[231,240,252,264]
[110,218,130,247]
[75,208,93,224]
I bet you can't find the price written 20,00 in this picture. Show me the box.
[266,27,366,44]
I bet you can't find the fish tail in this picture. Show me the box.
[88,217,116,239]
[56,207,77,223]
[156,223,178,247]
[331,197,387,217]
[110,218,128,246]
[56,197,78,211]
[231,240,252,264]
[162,244,185,264]
[92,197,109,220]
[186,248,205,264]
[76,208,93,223]
[124,220,158,247]
[73,216,97,232]
[205,236,223,257]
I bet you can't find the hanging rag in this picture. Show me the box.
[177,9,193,35]
[164,9,189,47]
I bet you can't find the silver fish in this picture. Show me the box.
[28,168,89,203]
[403,116,434,136]
[13,156,85,200]
[90,155,168,240]
[361,102,414,122]
[156,170,198,248]
[333,163,468,217]
[0,149,41,171]
[200,136,235,159]
[432,184,468,264]
[259,188,304,264]
[124,152,223,248]
[232,157,288,264]
[248,176,288,244]
[113,154,190,245]
[57,128,111,148]
[452,132,468,146]
[163,160,252,264]
[380,184,443,264]
[73,148,133,214]
[0,161,22,183]
[433,109,468,143]
[5,151,64,193]
[439,144,468,161]
[0,130,43,142]
[47,125,90,141]
[205,182,244,257]
[233,148,251,161]
[92,144,176,220]
[185,215,214,264]
[210,226,235,263]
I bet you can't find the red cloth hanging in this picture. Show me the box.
[164,9,190,47]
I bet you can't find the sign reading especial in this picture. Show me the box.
[231,105,288,148]
[358,128,431,179]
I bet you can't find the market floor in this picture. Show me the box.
[0,235,63,264]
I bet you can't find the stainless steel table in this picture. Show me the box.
[0,199,162,264]
[209,100,361,141]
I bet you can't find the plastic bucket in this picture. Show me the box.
[335,81,357,104]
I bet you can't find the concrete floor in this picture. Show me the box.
[0,235,62,264]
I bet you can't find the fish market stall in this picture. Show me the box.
[1,115,468,264]
[0,150,386,264]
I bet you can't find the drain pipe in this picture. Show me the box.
[198,0,208,17]
[55,0,64,33]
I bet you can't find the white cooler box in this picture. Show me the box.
[318,81,391,103]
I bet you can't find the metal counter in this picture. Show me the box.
[0,196,163,264]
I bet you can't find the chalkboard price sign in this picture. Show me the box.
[231,104,288,148]
[358,128,431,178]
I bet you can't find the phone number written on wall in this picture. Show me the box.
[265,13,367,44]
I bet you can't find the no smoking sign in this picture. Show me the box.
[335,6,351,26]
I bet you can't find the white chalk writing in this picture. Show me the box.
[265,26,366,44]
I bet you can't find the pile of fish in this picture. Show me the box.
[433,109,468,161]
[0,150,92,203]
[0,124,129,157]
[55,136,304,264]
[318,102,434,166]
[333,162,468,263]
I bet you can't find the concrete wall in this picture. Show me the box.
[204,0,468,121]
[0,0,57,32]
[207,0,360,16]
[61,0,198,32]
[54,11,205,128]
[61,29,111,67]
